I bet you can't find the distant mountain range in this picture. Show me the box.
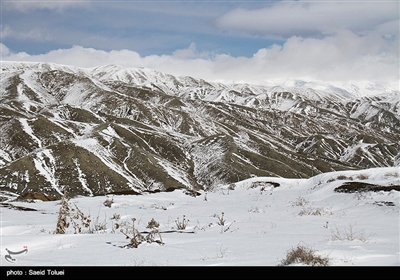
[1,61,399,200]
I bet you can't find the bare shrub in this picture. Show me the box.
[356,174,369,180]
[194,220,214,232]
[201,245,228,261]
[373,201,395,207]
[298,207,330,216]
[120,218,145,248]
[110,213,121,233]
[330,224,372,242]
[248,206,260,213]
[145,218,164,245]
[280,244,329,266]
[111,213,121,220]
[103,196,114,208]
[214,212,236,233]
[55,192,70,234]
[290,196,309,207]
[119,217,163,248]
[215,212,226,226]
[175,215,189,230]
[89,213,107,233]
[55,192,91,234]
[150,203,168,210]
[215,245,228,259]
[337,175,352,181]
[353,191,372,200]
[384,171,399,178]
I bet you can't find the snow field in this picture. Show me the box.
[1,167,399,266]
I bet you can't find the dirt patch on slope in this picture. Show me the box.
[334,182,400,193]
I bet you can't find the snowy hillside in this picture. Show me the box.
[0,61,399,200]
[1,167,399,267]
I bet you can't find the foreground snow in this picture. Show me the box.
[1,167,399,266]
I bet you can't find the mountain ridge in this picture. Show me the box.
[1,61,399,200]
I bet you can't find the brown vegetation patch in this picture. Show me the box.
[280,244,329,266]
[373,201,395,207]
[18,192,57,201]
[334,182,400,193]
[0,203,37,211]
[106,190,141,196]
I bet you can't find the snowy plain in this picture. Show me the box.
[0,167,399,268]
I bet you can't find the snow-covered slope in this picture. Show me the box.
[0,61,399,200]
[0,167,398,266]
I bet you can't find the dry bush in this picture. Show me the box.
[298,207,331,216]
[337,175,352,181]
[201,245,228,261]
[175,215,189,230]
[118,217,163,248]
[330,224,372,242]
[248,206,260,213]
[384,171,399,178]
[55,192,91,234]
[215,212,226,226]
[119,218,145,248]
[326,178,336,183]
[356,174,369,180]
[145,218,164,245]
[55,192,70,234]
[103,196,114,208]
[214,212,235,233]
[290,196,309,207]
[353,191,372,200]
[280,244,329,266]
[111,213,121,220]
[89,214,107,233]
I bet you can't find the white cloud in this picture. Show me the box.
[0,43,11,57]
[214,1,399,38]
[1,25,53,41]
[1,27,398,88]
[3,0,90,12]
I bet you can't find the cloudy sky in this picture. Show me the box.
[1,0,399,87]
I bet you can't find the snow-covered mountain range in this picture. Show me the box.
[1,61,399,200]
